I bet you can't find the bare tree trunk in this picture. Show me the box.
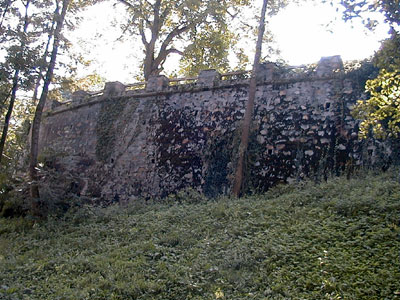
[0,70,19,164]
[32,19,55,103]
[143,0,161,80]
[143,47,156,81]
[29,0,70,215]
[233,0,269,197]
[0,0,30,164]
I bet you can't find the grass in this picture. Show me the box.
[0,171,399,300]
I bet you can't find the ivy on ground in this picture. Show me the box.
[0,171,399,300]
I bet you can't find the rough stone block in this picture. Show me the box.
[343,79,353,94]
[257,62,278,82]
[104,81,126,96]
[197,69,221,87]
[316,55,343,76]
[43,99,62,112]
[146,75,169,92]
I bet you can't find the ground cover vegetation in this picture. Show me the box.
[0,170,399,300]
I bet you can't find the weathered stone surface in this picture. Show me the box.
[316,55,344,76]
[197,70,221,87]
[43,99,62,112]
[257,62,278,81]
[104,81,126,96]
[72,90,90,102]
[38,56,397,202]
[146,75,169,91]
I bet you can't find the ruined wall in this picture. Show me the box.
[39,56,393,202]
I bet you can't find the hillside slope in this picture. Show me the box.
[1,171,399,300]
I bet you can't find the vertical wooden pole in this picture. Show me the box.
[233,0,269,197]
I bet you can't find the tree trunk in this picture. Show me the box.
[0,0,30,164]
[29,0,69,215]
[32,12,56,103]
[143,0,161,80]
[0,70,19,164]
[143,49,156,81]
[232,0,269,197]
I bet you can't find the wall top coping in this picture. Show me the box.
[46,56,348,116]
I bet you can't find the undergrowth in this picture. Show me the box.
[0,171,399,299]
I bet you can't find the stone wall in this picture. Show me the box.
[38,56,394,202]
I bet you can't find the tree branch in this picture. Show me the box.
[139,19,148,47]
[160,6,171,27]
[117,0,134,9]
[155,47,184,70]
[166,48,184,56]
[161,25,189,49]
[143,0,154,10]
[152,25,189,68]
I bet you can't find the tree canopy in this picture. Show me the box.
[339,0,399,28]
[116,0,258,80]
[353,68,400,139]
[340,0,400,139]
[351,31,400,139]
[0,0,105,216]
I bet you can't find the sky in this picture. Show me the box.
[70,1,391,83]
[268,2,390,66]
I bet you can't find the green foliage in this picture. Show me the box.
[0,0,101,172]
[343,2,400,140]
[0,196,25,218]
[118,0,257,78]
[0,171,399,299]
[352,30,400,140]
[0,0,59,92]
[352,69,400,139]
[0,172,28,219]
[338,0,400,28]
[165,187,207,205]
[48,73,105,102]
[0,95,33,196]
[179,23,233,76]
[373,30,400,71]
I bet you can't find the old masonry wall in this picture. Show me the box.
[38,56,393,202]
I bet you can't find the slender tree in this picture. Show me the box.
[0,0,98,174]
[233,0,269,197]
[29,0,70,214]
[0,0,31,164]
[32,20,55,103]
